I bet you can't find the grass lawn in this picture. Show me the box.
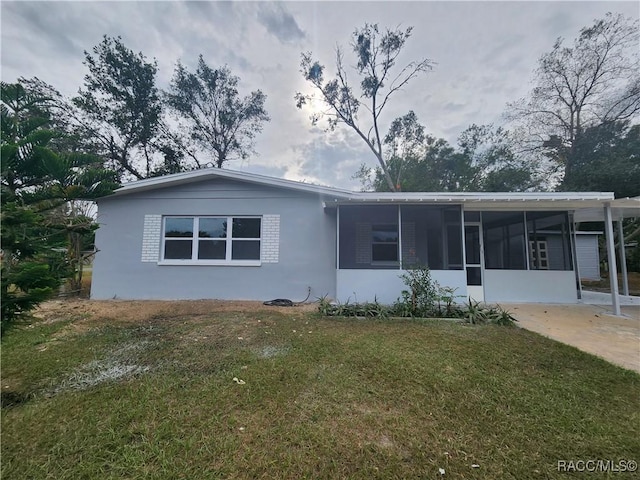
[2,301,639,479]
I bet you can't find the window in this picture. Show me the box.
[162,216,261,264]
[371,225,399,262]
[529,240,549,269]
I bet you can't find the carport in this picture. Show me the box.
[574,196,640,316]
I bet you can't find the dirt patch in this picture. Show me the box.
[33,298,318,326]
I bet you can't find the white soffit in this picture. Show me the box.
[573,197,640,222]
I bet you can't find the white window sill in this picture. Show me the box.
[157,260,262,267]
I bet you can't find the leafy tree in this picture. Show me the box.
[165,56,270,168]
[74,35,163,180]
[296,24,433,191]
[507,13,639,189]
[562,121,639,198]
[363,136,470,192]
[360,122,538,193]
[457,124,540,192]
[1,81,117,333]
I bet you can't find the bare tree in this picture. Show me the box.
[296,24,433,191]
[507,13,639,187]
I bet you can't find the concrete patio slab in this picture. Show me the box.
[579,290,640,306]
[507,303,640,373]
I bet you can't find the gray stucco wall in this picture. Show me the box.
[91,178,337,300]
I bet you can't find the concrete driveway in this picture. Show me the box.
[507,303,640,373]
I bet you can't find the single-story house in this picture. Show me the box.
[91,168,639,309]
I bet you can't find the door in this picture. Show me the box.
[465,223,484,301]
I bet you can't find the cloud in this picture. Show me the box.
[257,3,306,44]
[289,129,372,189]
[2,0,637,191]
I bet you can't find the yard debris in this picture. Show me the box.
[263,299,295,307]
[471,464,480,468]
[232,377,246,385]
[438,467,445,475]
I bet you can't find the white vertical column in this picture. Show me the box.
[336,205,340,270]
[570,213,582,300]
[603,204,621,316]
[617,219,629,297]
[397,205,402,270]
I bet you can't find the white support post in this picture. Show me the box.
[397,205,402,270]
[570,214,582,300]
[336,205,340,270]
[603,204,621,315]
[617,219,629,297]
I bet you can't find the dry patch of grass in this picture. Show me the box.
[2,300,639,479]
[583,271,640,296]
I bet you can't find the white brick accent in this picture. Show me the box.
[141,214,162,262]
[261,214,280,263]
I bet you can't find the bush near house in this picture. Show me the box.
[319,266,518,325]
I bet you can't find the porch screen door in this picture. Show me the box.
[465,224,484,301]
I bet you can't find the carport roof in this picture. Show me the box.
[330,191,616,211]
[572,197,640,222]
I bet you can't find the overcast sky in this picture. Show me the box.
[2,1,638,189]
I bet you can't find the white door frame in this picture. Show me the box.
[464,222,484,302]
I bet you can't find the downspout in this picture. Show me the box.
[603,203,621,316]
[617,219,629,297]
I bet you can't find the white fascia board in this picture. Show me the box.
[351,192,614,202]
[333,191,615,211]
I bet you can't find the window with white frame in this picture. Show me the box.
[162,216,261,263]
[371,224,399,263]
[529,240,549,269]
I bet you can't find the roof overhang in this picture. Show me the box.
[105,168,637,219]
[326,192,617,212]
[572,197,640,222]
[104,167,354,201]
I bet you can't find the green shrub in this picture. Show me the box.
[397,265,438,317]
[317,271,517,327]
